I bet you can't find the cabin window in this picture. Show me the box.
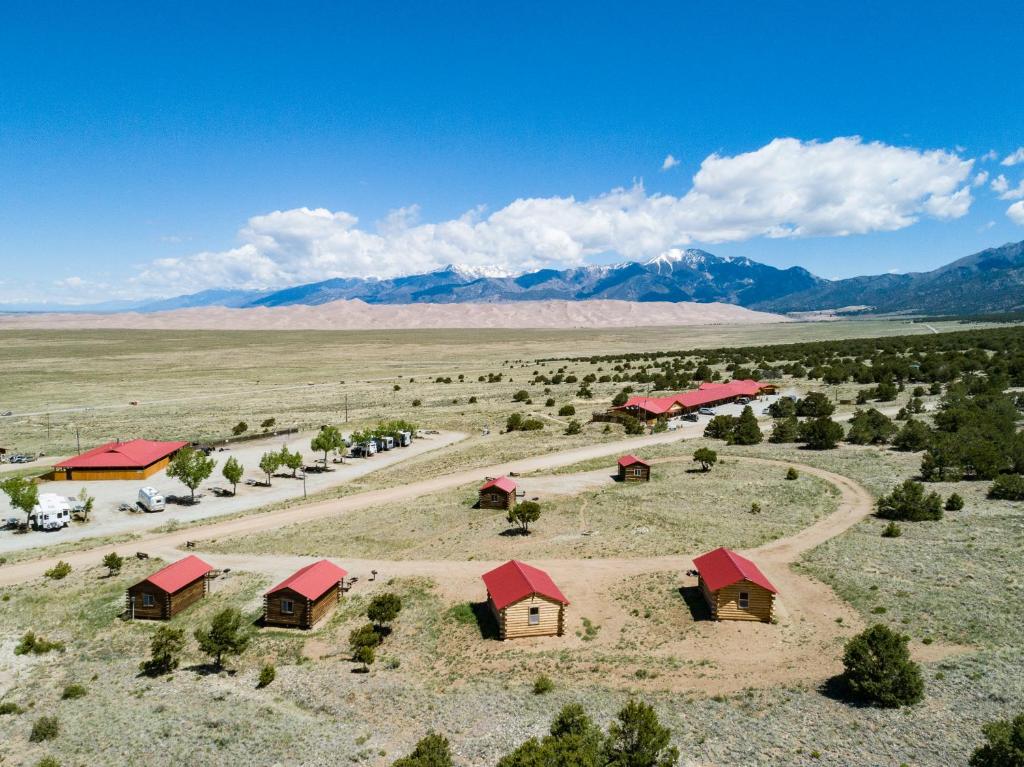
[631,467,643,476]
[738,591,749,609]
[281,598,294,615]
[141,593,155,608]
[490,493,501,503]
[528,606,540,625]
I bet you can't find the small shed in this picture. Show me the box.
[482,560,568,639]
[479,476,517,510]
[127,555,213,620]
[263,559,347,629]
[617,455,651,482]
[692,547,776,623]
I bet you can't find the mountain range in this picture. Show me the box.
[6,240,1023,316]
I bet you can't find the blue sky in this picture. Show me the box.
[2,1,1023,303]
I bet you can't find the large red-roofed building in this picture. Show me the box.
[53,438,189,481]
[263,559,348,629]
[482,560,568,639]
[126,555,213,620]
[692,547,777,623]
[612,379,775,423]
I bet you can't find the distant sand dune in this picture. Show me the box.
[0,298,789,330]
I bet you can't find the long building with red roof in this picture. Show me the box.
[612,379,775,423]
[482,560,568,639]
[53,438,189,481]
[692,547,777,623]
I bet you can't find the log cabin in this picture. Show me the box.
[478,476,517,510]
[482,560,568,639]
[263,559,347,629]
[126,555,213,620]
[692,547,776,623]
[617,455,651,482]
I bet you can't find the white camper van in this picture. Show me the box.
[138,486,165,512]
[377,435,395,451]
[397,430,412,447]
[31,493,72,531]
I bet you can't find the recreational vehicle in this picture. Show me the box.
[138,486,166,512]
[30,493,72,531]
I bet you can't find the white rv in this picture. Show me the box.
[397,430,412,447]
[138,486,165,512]
[31,493,72,531]
[377,435,395,451]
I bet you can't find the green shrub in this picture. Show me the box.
[512,390,530,402]
[881,521,902,538]
[544,397,555,407]
[969,712,1024,767]
[257,664,276,689]
[29,715,60,742]
[36,758,61,767]
[468,396,477,403]
[0,701,24,715]
[532,674,554,695]
[60,684,86,700]
[944,493,964,511]
[392,732,452,767]
[557,404,576,417]
[988,474,1024,501]
[446,603,476,625]
[412,399,422,407]
[44,561,71,580]
[564,420,582,435]
[841,625,924,707]
[14,632,64,656]
[785,467,799,480]
[876,480,943,521]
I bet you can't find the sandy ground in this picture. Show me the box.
[0,298,789,331]
[0,430,465,554]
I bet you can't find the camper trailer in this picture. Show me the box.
[397,430,412,447]
[31,494,72,531]
[376,435,395,451]
[138,486,166,512]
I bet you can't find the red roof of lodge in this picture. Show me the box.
[617,380,767,415]
[56,439,188,470]
[480,476,517,494]
[482,560,569,610]
[692,547,777,593]
[266,559,347,600]
[143,555,213,594]
[617,454,649,468]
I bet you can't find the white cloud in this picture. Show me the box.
[1008,200,1024,225]
[128,136,975,294]
[991,174,1010,193]
[1002,147,1024,166]
[990,174,1024,200]
[661,154,680,171]
[980,149,998,162]
[973,171,989,187]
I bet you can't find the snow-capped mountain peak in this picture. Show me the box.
[435,263,515,280]
[644,248,719,272]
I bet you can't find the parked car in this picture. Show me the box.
[698,407,715,416]
[0,410,12,417]
[682,413,699,422]
[737,397,751,404]
[137,486,166,512]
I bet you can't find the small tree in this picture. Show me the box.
[611,390,629,407]
[311,425,344,467]
[969,712,1024,767]
[846,408,897,445]
[221,456,244,495]
[785,467,799,480]
[944,493,964,511]
[508,500,541,534]
[76,487,94,522]
[796,392,835,418]
[44,561,71,580]
[29,715,60,742]
[166,446,216,501]
[349,622,380,671]
[892,418,932,452]
[564,419,582,435]
[258,451,281,486]
[988,474,1024,501]
[1,476,39,527]
[257,664,276,689]
[798,417,844,450]
[353,644,375,672]
[692,448,717,472]
[729,405,762,445]
[278,446,303,477]
[621,415,645,435]
[558,404,576,417]
[604,699,679,767]
[512,390,530,402]
[841,624,923,707]
[260,417,276,429]
[506,413,525,432]
[769,415,800,444]
[876,480,943,521]
[703,415,736,440]
[231,421,248,436]
[392,732,453,767]
[140,626,185,676]
[367,593,403,632]
[194,608,250,670]
[102,552,123,576]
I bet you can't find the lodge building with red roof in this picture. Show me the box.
[611,379,776,424]
[617,454,651,482]
[263,559,348,629]
[692,547,777,623]
[482,560,568,639]
[52,438,189,481]
[478,476,518,510]
[126,555,213,620]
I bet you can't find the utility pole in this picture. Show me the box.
[46,412,51,443]
[345,394,349,424]
[75,425,81,454]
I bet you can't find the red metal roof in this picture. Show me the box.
[482,560,569,610]
[143,555,213,594]
[693,547,777,593]
[617,454,649,468]
[266,559,347,600]
[480,476,517,493]
[616,380,767,415]
[56,439,188,470]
